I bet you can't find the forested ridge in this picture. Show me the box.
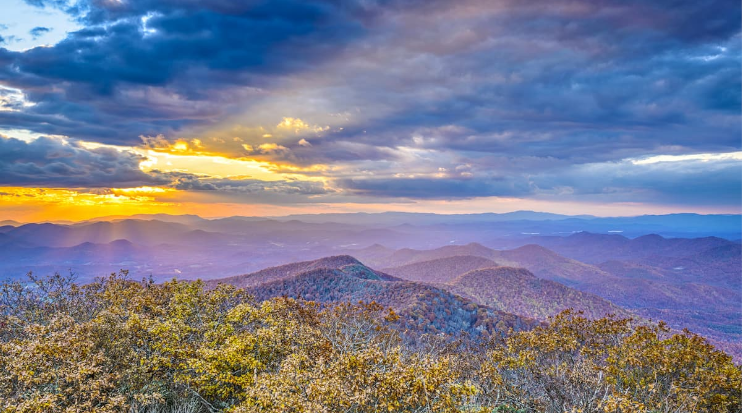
[0,271,740,413]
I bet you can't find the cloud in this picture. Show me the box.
[143,171,336,206]
[163,173,219,191]
[337,153,742,207]
[0,133,334,203]
[0,0,384,144]
[159,0,740,176]
[29,26,51,39]
[0,134,167,187]
[340,176,530,199]
[210,179,330,196]
[2,0,735,152]
[0,0,739,211]
[0,86,32,111]
[163,172,330,195]
[0,35,21,45]
[534,154,743,206]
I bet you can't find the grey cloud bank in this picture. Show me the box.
[0,0,739,210]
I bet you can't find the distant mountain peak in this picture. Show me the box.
[569,231,626,239]
[205,254,397,289]
[633,234,664,241]
[314,255,364,267]
[361,243,390,250]
[512,243,549,251]
[510,244,559,256]
[452,266,535,284]
[108,239,136,247]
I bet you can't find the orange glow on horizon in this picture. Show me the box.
[0,187,179,222]
[1,185,737,224]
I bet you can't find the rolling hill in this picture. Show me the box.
[207,256,538,338]
[354,242,503,269]
[444,266,634,320]
[356,241,741,358]
[526,232,738,264]
[382,255,633,321]
[381,255,498,283]
[355,242,613,287]
[205,255,399,289]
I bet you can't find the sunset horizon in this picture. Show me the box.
[2,205,742,225]
[0,0,740,410]
[0,0,740,220]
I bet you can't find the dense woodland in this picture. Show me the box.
[1,271,740,413]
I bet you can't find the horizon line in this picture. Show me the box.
[3,209,741,225]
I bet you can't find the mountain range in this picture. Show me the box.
[0,211,739,359]
[206,255,537,339]
[351,238,741,357]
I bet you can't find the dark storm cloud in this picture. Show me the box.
[0,135,166,187]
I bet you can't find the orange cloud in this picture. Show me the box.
[139,116,330,165]
[0,187,179,222]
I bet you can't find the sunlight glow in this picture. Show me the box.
[631,152,742,165]
[134,148,310,182]
[112,186,173,195]
[172,141,190,152]
[276,117,329,134]
[0,187,180,222]
[0,86,36,112]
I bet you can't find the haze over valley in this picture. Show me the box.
[2,211,740,360]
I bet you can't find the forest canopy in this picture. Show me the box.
[0,272,740,413]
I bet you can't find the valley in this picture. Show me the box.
[2,212,737,360]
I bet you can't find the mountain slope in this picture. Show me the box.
[529,232,737,264]
[360,242,615,287]
[357,242,741,358]
[382,255,630,320]
[209,258,538,338]
[206,255,399,289]
[631,244,742,289]
[444,266,634,321]
[382,255,497,284]
[491,244,612,286]
[6,220,196,247]
[354,242,504,269]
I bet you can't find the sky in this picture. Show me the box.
[0,0,740,221]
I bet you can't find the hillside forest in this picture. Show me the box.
[1,271,739,413]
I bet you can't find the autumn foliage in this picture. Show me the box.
[0,272,740,412]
